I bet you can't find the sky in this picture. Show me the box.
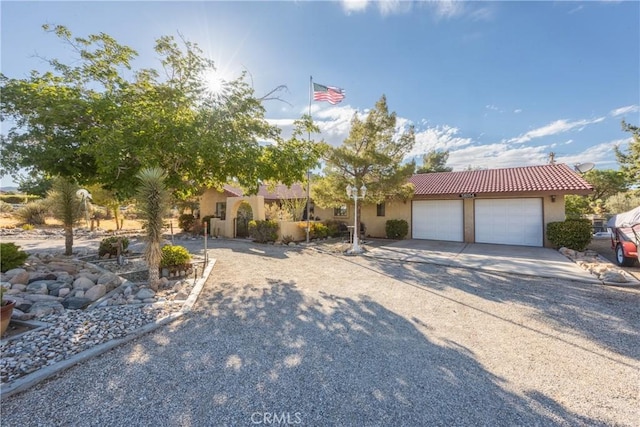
[1,0,639,188]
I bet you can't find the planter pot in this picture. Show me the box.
[1,300,16,337]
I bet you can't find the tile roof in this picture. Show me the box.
[409,164,593,196]
[222,183,306,199]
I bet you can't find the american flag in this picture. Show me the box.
[313,82,345,105]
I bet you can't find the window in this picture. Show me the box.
[376,203,386,217]
[215,202,226,220]
[333,205,348,217]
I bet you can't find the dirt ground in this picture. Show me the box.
[0,214,145,231]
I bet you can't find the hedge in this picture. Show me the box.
[546,219,592,252]
[249,220,279,243]
[386,219,409,239]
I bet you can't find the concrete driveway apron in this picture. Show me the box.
[365,239,601,283]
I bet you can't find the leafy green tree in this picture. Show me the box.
[616,121,640,186]
[134,167,171,291]
[416,149,452,173]
[1,25,323,202]
[312,95,416,224]
[86,184,125,229]
[583,169,628,201]
[564,195,591,219]
[47,177,84,255]
[17,173,53,198]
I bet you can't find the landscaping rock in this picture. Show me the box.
[72,277,95,291]
[3,268,27,279]
[85,285,106,302]
[600,271,628,283]
[61,297,92,310]
[9,270,30,285]
[135,288,156,300]
[22,294,62,302]
[28,301,65,317]
[26,281,52,295]
[58,288,71,298]
[11,284,27,292]
[97,272,121,292]
[10,308,35,321]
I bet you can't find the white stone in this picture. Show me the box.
[58,288,71,298]
[136,288,156,300]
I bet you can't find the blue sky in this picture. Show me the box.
[1,1,639,188]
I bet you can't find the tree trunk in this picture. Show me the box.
[148,262,160,292]
[64,225,73,256]
[113,207,121,230]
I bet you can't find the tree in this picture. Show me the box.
[134,167,171,291]
[616,121,640,186]
[47,177,84,255]
[416,149,452,173]
[582,169,629,202]
[564,195,591,219]
[312,95,416,223]
[17,172,53,198]
[1,25,322,201]
[605,192,640,214]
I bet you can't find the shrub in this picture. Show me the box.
[21,224,35,231]
[0,243,28,273]
[0,194,40,204]
[300,222,329,240]
[160,245,191,267]
[546,219,592,251]
[98,236,130,257]
[14,200,48,225]
[386,219,409,239]
[249,220,279,243]
[322,219,344,238]
[0,201,13,213]
[178,213,195,232]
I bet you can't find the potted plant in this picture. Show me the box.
[1,287,16,337]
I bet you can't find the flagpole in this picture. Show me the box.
[306,75,312,243]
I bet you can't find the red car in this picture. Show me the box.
[607,206,640,267]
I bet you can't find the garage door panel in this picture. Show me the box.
[412,200,463,242]
[475,199,542,247]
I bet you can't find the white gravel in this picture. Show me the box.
[1,239,638,426]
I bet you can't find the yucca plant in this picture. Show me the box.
[134,167,171,291]
[47,177,85,255]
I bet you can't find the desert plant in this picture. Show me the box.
[178,213,195,232]
[47,177,85,255]
[264,203,292,221]
[322,219,347,238]
[386,219,409,239]
[21,224,35,231]
[14,200,49,225]
[0,242,29,273]
[249,219,279,243]
[135,167,171,291]
[547,219,592,251]
[98,236,130,257]
[0,201,13,213]
[160,245,191,268]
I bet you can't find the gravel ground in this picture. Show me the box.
[1,239,639,426]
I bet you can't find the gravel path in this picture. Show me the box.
[1,240,638,426]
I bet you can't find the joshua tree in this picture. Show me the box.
[47,177,85,255]
[134,167,170,291]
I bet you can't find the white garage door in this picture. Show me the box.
[412,200,463,241]
[475,199,543,247]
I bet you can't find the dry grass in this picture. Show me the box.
[0,215,146,231]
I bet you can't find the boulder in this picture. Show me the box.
[47,281,70,292]
[28,301,65,317]
[77,272,99,283]
[26,281,52,295]
[600,271,628,283]
[22,294,62,302]
[135,288,156,300]
[1,282,10,291]
[72,277,95,291]
[61,297,92,310]
[85,284,106,302]
[9,270,30,285]
[58,288,71,298]
[11,308,35,321]
[3,268,27,279]
[97,272,121,292]
[55,272,74,284]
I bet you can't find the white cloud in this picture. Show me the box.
[514,109,522,114]
[609,105,640,117]
[568,5,584,14]
[485,104,499,111]
[378,0,412,15]
[266,118,296,127]
[507,117,606,144]
[426,0,465,19]
[340,0,369,14]
[408,125,473,158]
[556,138,630,169]
[469,6,493,22]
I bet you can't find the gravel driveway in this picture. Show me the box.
[2,240,638,426]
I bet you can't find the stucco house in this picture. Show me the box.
[199,163,593,248]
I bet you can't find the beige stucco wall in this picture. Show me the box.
[360,201,412,238]
[200,189,228,218]
[278,221,307,242]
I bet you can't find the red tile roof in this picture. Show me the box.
[222,183,306,199]
[409,164,593,196]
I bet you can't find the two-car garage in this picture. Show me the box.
[412,198,543,247]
